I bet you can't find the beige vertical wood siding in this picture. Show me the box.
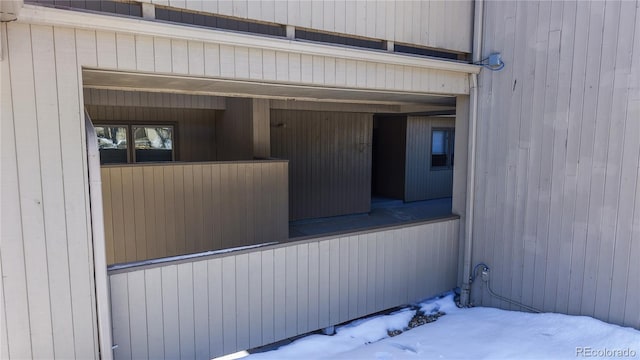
[217,97,255,160]
[270,109,373,220]
[144,0,473,54]
[472,0,640,329]
[1,23,100,359]
[405,116,455,202]
[253,98,271,158]
[371,116,456,203]
[83,88,226,109]
[101,161,288,265]
[108,218,460,359]
[20,6,473,95]
[1,10,472,358]
[86,105,219,162]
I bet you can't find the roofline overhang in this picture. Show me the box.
[17,4,481,75]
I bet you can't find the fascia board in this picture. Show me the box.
[18,4,481,75]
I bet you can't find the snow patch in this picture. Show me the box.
[246,292,640,360]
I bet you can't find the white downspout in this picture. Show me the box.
[460,0,483,307]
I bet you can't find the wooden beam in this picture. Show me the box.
[270,99,454,114]
[141,3,155,20]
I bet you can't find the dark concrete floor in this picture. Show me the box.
[289,197,453,238]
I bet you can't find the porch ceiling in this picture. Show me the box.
[82,69,456,108]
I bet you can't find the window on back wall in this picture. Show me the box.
[431,128,455,169]
[133,126,174,162]
[95,125,129,164]
[96,124,175,165]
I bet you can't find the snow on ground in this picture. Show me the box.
[245,293,640,360]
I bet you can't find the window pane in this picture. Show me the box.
[133,126,173,150]
[96,126,127,149]
[95,126,128,164]
[432,128,453,169]
[432,130,446,154]
[133,126,173,162]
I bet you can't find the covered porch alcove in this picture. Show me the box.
[84,68,467,266]
[1,2,480,359]
[83,85,290,266]
[82,58,475,360]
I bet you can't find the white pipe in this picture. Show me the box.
[460,0,483,307]
[472,0,484,64]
